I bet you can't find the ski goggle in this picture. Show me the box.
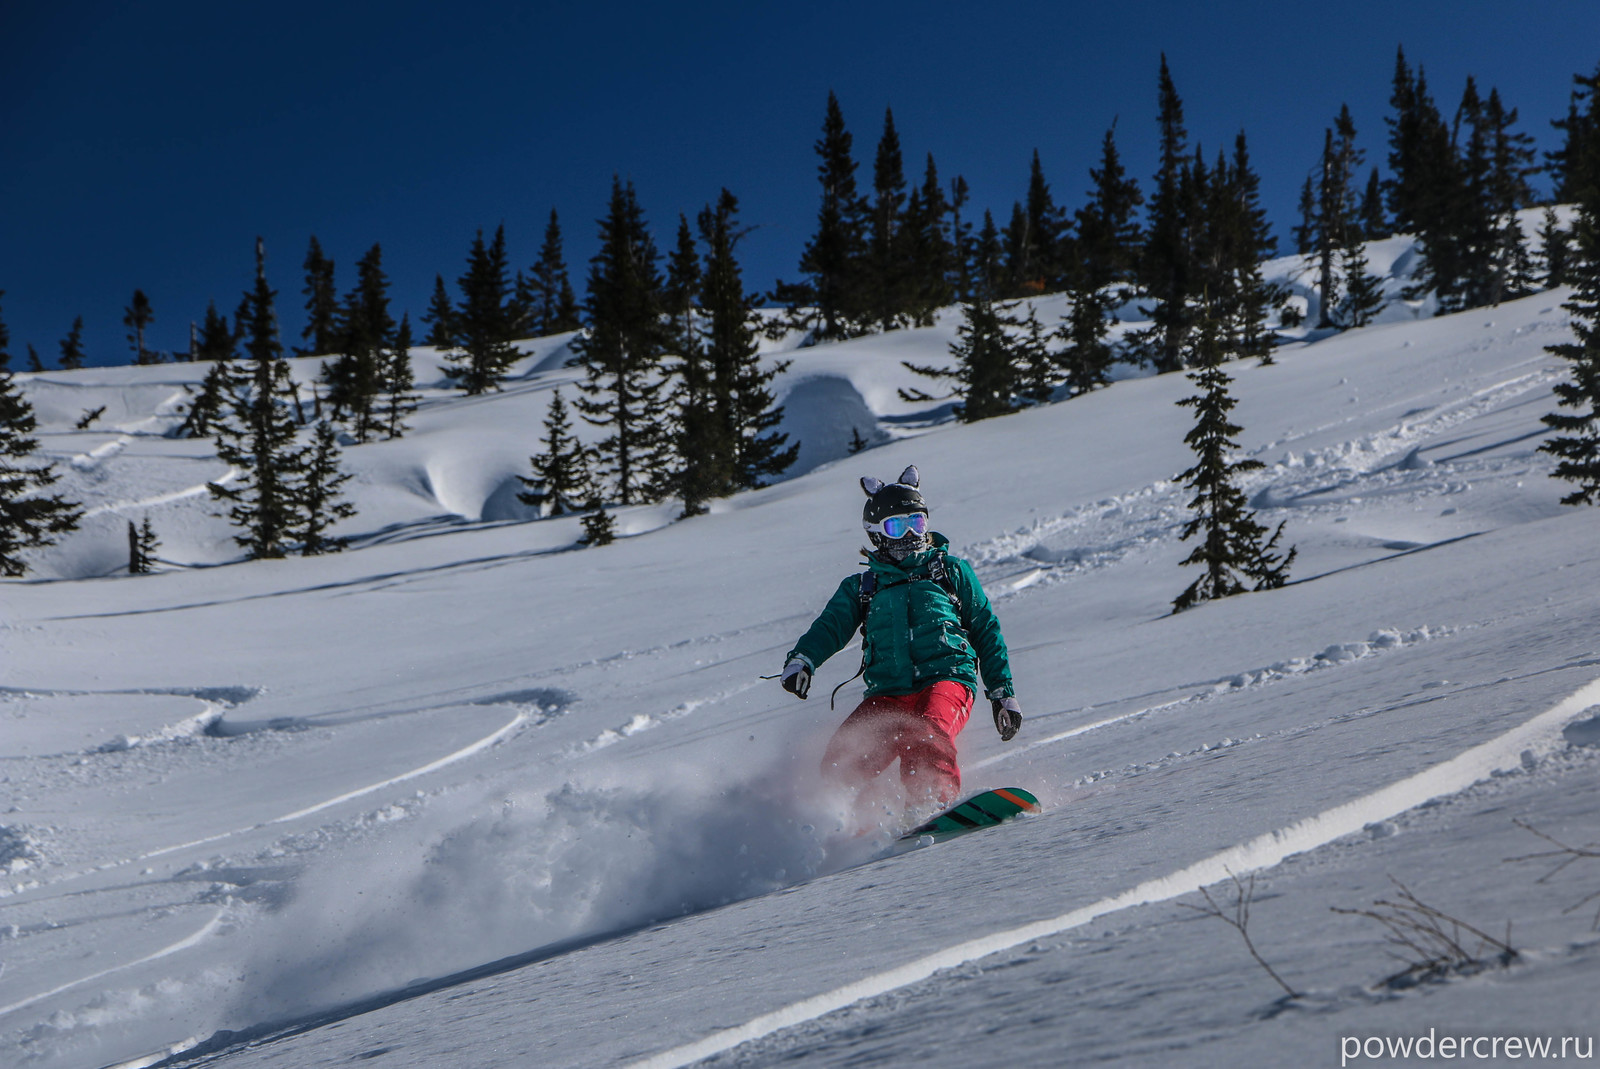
[863,512,929,539]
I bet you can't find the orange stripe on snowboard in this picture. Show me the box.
[992,788,1039,812]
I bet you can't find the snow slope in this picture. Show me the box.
[3,237,1599,1068]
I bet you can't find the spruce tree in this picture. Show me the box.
[905,288,1018,422]
[179,360,233,438]
[1222,132,1283,357]
[1139,54,1194,373]
[579,498,616,546]
[299,236,339,356]
[901,154,955,326]
[381,314,419,439]
[1060,125,1143,392]
[949,174,974,301]
[195,301,236,361]
[297,420,356,555]
[1539,182,1600,505]
[523,209,583,335]
[124,289,157,365]
[1482,87,1538,305]
[1548,61,1600,205]
[0,367,83,575]
[447,226,519,394]
[208,238,307,560]
[662,212,721,516]
[772,91,871,342]
[519,389,595,517]
[1016,149,1067,295]
[127,516,160,574]
[1541,208,1572,289]
[422,274,457,350]
[574,177,675,504]
[1338,240,1386,328]
[59,316,87,370]
[324,242,393,441]
[26,345,45,373]
[867,107,911,330]
[1359,167,1387,238]
[1014,304,1059,404]
[1293,175,1318,257]
[1172,313,1294,613]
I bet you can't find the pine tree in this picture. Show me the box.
[124,289,158,365]
[0,367,83,575]
[579,499,616,546]
[447,226,520,394]
[1172,313,1294,613]
[574,177,675,505]
[1076,124,1144,291]
[0,290,9,371]
[381,314,419,439]
[178,360,232,438]
[523,209,583,335]
[901,154,955,326]
[519,389,595,517]
[1539,182,1600,505]
[867,107,911,330]
[662,212,721,516]
[1014,304,1059,403]
[949,174,974,301]
[26,345,45,373]
[772,91,871,342]
[1139,54,1194,373]
[299,236,339,356]
[195,301,236,361]
[208,238,307,560]
[1221,132,1283,357]
[422,274,457,350]
[1548,61,1600,205]
[296,421,356,555]
[59,316,87,370]
[1316,110,1366,328]
[1359,167,1388,238]
[127,516,160,574]
[905,295,1018,421]
[1482,87,1538,306]
[1293,175,1318,256]
[1541,207,1572,288]
[324,243,393,441]
[1338,240,1386,328]
[1014,149,1067,295]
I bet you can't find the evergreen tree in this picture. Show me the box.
[1076,124,1145,291]
[195,301,236,361]
[1392,66,1472,309]
[1221,132,1284,358]
[297,420,356,555]
[901,153,955,326]
[574,177,675,504]
[1014,304,1059,404]
[1359,167,1387,239]
[523,209,583,335]
[772,91,871,342]
[178,361,232,438]
[1016,149,1068,295]
[1171,313,1294,613]
[662,212,721,516]
[1316,110,1366,328]
[949,174,974,301]
[127,516,160,574]
[867,107,911,330]
[1539,181,1600,505]
[1482,87,1538,305]
[0,290,9,371]
[26,345,45,373]
[381,314,419,439]
[59,316,87,370]
[208,238,307,560]
[1548,61,1600,204]
[519,389,595,517]
[0,367,83,575]
[324,243,393,441]
[1338,240,1387,328]
[1139,54,1195,373]
[904,296,1018,421]
[1540,207,1572,288]
[579,498,616,546]
[447,225,520,394]
[124,289,157,365]
[299,236,339,356]
[1294,174,1318,256]
[700,189,797,491]
[422,274,457,350]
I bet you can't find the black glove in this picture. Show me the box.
[992,696,1022,741]
[781,659,811,700]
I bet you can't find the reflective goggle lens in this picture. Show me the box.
[875,513,928,539]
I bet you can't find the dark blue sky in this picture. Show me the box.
[4,1,1598,368]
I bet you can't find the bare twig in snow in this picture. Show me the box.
[1181,870,1300,999]
[1332,876,1517,988]
[1505,818,1600,930]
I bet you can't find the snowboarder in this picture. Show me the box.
[779,465,1022,816]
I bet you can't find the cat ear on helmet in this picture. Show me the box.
[897,465,919,488]
[860,476,885,497]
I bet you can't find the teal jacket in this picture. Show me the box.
[787,533,1015,701]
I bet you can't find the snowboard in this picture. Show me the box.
[898,786,1040,844]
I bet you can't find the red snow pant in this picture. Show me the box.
[820,681,974,807]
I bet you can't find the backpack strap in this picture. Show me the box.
[856,552,964,623]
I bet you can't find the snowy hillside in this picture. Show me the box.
[4,231,1600,1068]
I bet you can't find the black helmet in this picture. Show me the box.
[861,465,930,558]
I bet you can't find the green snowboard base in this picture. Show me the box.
[898,787,1040,843]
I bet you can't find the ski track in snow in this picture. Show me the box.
[82,468,240,520]
[626,674,1600,1069]
[973,626,1447,771]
